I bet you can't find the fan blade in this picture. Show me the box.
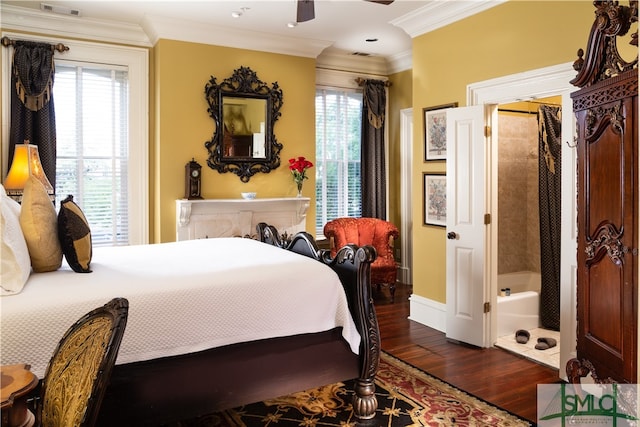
[297,0,314,22]
[365,0,394,4]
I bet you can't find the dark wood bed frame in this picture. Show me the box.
[96,223,380,426]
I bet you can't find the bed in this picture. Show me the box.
[0,223,380,426]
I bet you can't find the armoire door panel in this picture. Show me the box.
[582,338,624,381]
[585,261,623,347]
[585,120,625,234]
[573,90,637,384]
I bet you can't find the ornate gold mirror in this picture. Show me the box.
[204,67,283,182]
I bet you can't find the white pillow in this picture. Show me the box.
[1,184,31,295]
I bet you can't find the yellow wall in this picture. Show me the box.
[411,1,595,303]
[387,68,412,246]
[153,40,316,243]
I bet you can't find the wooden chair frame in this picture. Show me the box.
[37,298,129,427]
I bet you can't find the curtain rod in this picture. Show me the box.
[523,100,561,107]
[1,36,69,53]
[498,108,538,115]
[355,77,391,87]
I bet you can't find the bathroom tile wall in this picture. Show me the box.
[497,113,541,275]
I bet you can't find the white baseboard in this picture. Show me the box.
[408,294,446,333]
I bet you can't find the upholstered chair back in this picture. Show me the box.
[323,217,399,301]
[37,298,129,427]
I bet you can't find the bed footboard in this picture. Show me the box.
[97,225,380,425]
[257,223,380,419]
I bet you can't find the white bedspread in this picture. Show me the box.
[0,238,360,378]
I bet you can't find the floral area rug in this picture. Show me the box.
[169,352,532,426]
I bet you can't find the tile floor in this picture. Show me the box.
[495,327,560,370]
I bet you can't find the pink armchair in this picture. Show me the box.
[323,217,399,302]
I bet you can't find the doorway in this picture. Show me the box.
[493,98,562,369]
[466,62,578,380]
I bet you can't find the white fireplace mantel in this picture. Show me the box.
[176,197,310,241]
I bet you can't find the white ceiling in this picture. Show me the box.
[0,1,503,72]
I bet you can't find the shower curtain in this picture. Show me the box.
[538,105,562,331]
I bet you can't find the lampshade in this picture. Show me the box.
[4,142,54,202]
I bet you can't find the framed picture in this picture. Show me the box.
[423,103,458,161]
[423,173,447,227]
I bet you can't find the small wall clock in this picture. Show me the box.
[185,159,203,200]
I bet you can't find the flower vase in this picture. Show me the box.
[296,181,303,198]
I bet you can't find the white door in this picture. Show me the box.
[445,105,490,347]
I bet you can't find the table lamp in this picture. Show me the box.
[4,141,54,203]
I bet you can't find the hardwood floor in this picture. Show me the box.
[373,283,561,423]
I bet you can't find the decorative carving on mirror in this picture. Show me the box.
[204,66,283,182]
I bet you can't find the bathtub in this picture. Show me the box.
[498,271,541,294]
[496,290,541,337]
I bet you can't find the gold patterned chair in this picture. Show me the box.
[324,217,399,302]
[36,298,129,427]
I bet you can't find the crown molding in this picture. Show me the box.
[316,48,390,76]
[386,50,412,74]
[142,14,332,58]
[0,4,152,47]
[391,0,506,38]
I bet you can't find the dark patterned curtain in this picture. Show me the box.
[361,79,387,219]
[8,40,57,189]
[538,105,562,331]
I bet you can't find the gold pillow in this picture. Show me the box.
[20,176,62,272]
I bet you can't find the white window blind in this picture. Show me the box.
[315,88,362,237]
[54,63,129,246]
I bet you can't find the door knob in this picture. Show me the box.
[447,231,458,240]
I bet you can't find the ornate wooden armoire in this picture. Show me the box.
[566,1,638,384]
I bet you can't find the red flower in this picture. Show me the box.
[289,156,314,184]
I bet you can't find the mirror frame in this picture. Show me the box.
[204,66,283,182]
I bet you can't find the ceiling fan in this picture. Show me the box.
[296,0,394,23]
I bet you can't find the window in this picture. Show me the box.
[315,88,362,236]
[2,33,149,245]
[54,63,129,246]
